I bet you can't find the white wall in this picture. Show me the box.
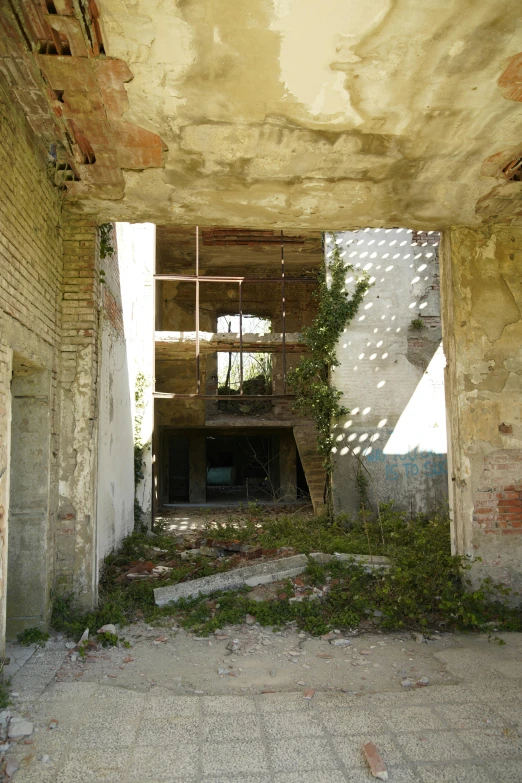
[96,324,134,565]
[117,223,155,524]
[96,223,155,573]
[329,228,448,516]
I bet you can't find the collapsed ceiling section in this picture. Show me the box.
[0,0,166,198]
[0,0,521,228]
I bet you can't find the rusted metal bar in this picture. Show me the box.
[281,230,287,394]
[154,275,317,284]
[239,281,243,395]
[195,226,200,394]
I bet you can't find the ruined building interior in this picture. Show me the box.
[154,227,325,512]
[0,0,521,638]
[0,0,521,775]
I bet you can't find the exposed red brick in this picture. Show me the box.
[473,450,522,533]
[498,52,522,103]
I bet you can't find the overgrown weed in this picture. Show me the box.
[51,506,522,640]
[16,628,50,647]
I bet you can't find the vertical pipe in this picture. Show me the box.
[239,281,243,395]
[281,230,286,393]
[195,226,200,394]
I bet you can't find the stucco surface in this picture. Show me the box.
[75,0,522,227]
[441,225,522,592]
[2,1,521,228]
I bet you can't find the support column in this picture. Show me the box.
[279,430,297,501]
[57,215,100,608]
[441,225,522,594]
[189,432,206,503]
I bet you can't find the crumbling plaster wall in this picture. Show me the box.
[441,225,522,593]
[58,219,138,605]
[0,72,137,627]
[77,0,522,226]
[0,73,64,642]
[56,217,102,607]
[331,229,447,516]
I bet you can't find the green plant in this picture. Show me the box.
[288,234,371,515]
[97,631,119,647]
[51,507,522,643]
[99,223,114,259]
[410,318,424,330]
[355,464,371,510]
[16,628,50,647]
[0,678,10,709]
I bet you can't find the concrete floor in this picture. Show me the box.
[2,628,522,782]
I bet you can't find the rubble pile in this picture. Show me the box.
[0,709,35,780]
[106,535,300,586]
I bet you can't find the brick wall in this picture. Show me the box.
[100,225,125,336]
[0,72,134,624]
[0,78,62,345]
[473,451,522,534]
[0,72,64,645]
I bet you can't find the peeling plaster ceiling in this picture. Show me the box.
[2,0,522,228]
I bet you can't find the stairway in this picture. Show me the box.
[293,424,327,515]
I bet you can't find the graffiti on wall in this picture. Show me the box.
[365,448,447,481]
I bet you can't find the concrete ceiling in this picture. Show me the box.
[2,0,522,228]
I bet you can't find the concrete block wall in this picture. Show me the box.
[329,229,448,516]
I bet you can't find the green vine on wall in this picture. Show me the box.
[134,372,150,528]
[288,234,372,515]
[99,223,115,260]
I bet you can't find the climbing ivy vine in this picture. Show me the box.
[99,223,114,259]
[288,233,372,515]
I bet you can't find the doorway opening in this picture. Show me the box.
[162,428,309,506]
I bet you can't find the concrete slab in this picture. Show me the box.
[309,552,390,569]
[154,554,309,606]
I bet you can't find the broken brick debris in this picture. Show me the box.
[363,741,388,781]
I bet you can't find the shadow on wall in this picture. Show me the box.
[330,228,448,516]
